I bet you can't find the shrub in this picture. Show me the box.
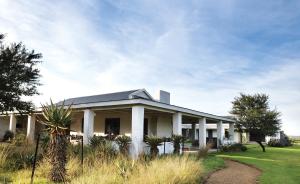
[197,143,213,159]
[4,145,37,171]
[3,130,14,141]
[89,136,106,149]
[268,138,292,147]
[84,140,118,165]
[171,134,184,154]
[13,133,26,146]
[145,136,163,158]
[40,132,50,153]
[115,135,131,156]
[222,143,247,152]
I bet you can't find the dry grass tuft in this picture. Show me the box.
[127,156,202,184]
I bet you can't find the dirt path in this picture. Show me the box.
[205,160,261,184]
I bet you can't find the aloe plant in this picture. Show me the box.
[171,134,184,154]
[115,135,131,156]
[145,135,163,157]
[39,100,72,182]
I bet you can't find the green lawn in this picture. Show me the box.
[215,144,300,184]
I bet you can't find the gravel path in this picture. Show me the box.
[205,160,261,184]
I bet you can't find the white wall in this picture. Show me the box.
[156,115,172,137]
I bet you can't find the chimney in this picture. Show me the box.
[156,90,170,104]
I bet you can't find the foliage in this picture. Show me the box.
[196,143,213,159]
[268,138,292,147]
[39,100,72,182]
[171,134,184,154]
[12,133,26,146]
[217,144,300,184]
[221,143,247,152]
[1,144,38,171]
[115,157,136,179]
[1,142,205,184]
[3,130,14,141]
[72,155,202,184]
[145,136,163,158]
[115,135,131,156]
[0,144,11,168]
[230,93,281,152]
[40,132,50,153]
[89,135,105,149]
[0,33,42,113]
[127,156,202,184]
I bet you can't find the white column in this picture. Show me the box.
[172,112,182,135]
[9,113,17,133]
[229,123,235,141]
[217,121,224,147]
[131,106,144,158]
[198,117,206,148]
[83,109,95,145]
[27,114,36,143]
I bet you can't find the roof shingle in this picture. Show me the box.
[57,89,140,106]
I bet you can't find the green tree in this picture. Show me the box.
[231,93,281,152]
[39,100,72,182]
[0,33,42,113]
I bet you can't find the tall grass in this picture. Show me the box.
[0,144,10,168]
[1,143,203,184]
[128,156,202,184]
[72,155,202,184]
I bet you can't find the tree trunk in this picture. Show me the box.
[256,141,265,152]
[50,134,67,182]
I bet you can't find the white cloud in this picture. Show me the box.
[0,0,300,135]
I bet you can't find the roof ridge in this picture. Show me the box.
[64,89,141,101]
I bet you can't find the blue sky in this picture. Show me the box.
[1,0,299,135]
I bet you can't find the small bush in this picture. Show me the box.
[145,136,163,158]
[40,132,50,153]
[171,134,184,154]
[222,143,247,152]
[3,130,14,142]
[197,143,213,159]
[89,136,106,149]
[115,135,131,156]
[268,138,292,147]
[13,133,26,146]
[4,145,37,171]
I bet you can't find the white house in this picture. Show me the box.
[0,89,238,157]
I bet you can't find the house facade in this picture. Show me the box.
[0,89,237,157]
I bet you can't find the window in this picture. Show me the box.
[105,118,120,135]
[144,118,148,137]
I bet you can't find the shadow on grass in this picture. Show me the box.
[216,155,278,162]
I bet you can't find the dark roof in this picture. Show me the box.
[57,89,142,106]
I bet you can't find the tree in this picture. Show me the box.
[39,100,72,182]
[230,93,281,152]
[0,33,42,113]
